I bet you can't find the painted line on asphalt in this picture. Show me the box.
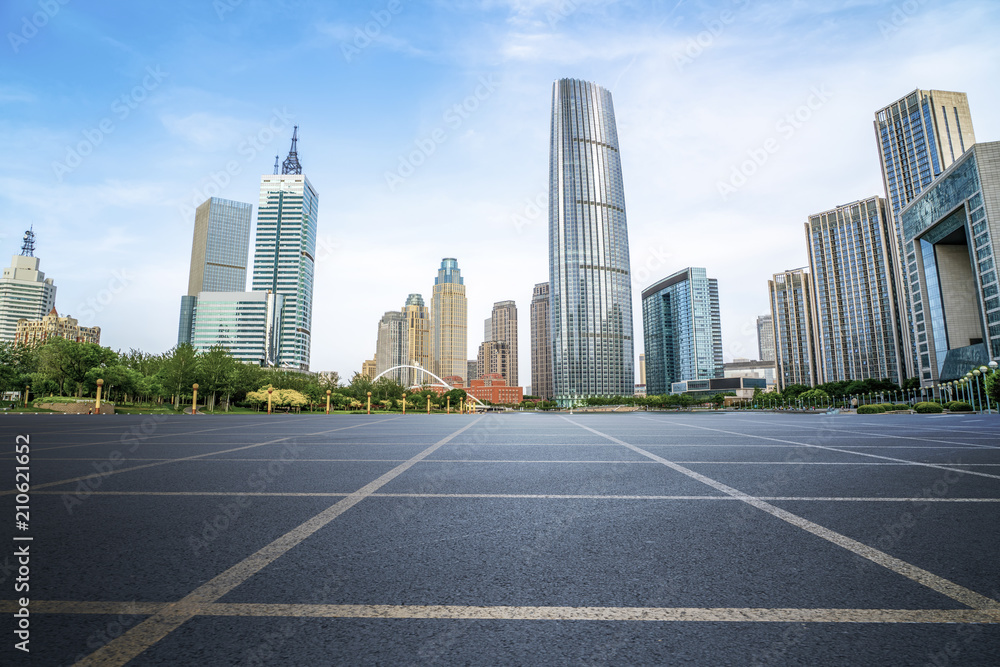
[71,416,486,667]
[564,417,1000,611]
[733,417,1000,449]
[0,417,403,496]
[641,418,1000,481]
[3,599,997,624]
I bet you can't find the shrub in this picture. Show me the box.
[889,403,911,411]
[914,401,944,414]
[857,404,886,414]
[945,401,973,412]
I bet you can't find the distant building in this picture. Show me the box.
[15,308,100,346]
[671,376,767,400]
[490,300,518,386]
[402,294,431,387]
[467,359,479,383]
[477,340,511,382]
[641,267,723,395]
[756,315,775,362]
[723,358,776,391]
[431,258,468,382]
[468,373,523,405]
[190,291,283,365]
[178,197,252,346]
[375,311,408,384]
[634,384,646,397]
[530,282,553,400]
[484,317,492,343]
[361,358,377,379]
[806,197,905,385]
[901,141,1000,382]
[0,229,56,342]
[638,353,646,385]
[769,268,818,390]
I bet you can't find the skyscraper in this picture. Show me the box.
[403,293,431,387]
[431,258,467,382]
[375,310,408,384]
[178,197,252,345]
[0,229,56,342]
[641,267,723,396]
[477,339,510,382]
[875,89,976,380]
[769,268,818,390]
[530,282,553,400]
[548,78,634,404]
[490,300,518,386]
[806,197,905,385]
[756,315,775,363]
[251,127,318,370]
[190,291,283,365]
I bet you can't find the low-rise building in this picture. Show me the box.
[15,308,100,346]
[670,376,767,400]
[467,373,523,405]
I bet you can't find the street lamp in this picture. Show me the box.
[192,383,199,415]
[367,391,372,415]
[402,393,407,415]
[326,389,331,415]
[95,379,103,415]
[973,370,983,413]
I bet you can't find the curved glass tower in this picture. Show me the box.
[548,78,634,405]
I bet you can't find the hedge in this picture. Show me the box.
[945,401,973,412]
[914,401,944,414]
[857,404,886,414]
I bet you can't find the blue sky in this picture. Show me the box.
[3,0,999,385]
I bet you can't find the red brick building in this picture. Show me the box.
[467,373,523,405]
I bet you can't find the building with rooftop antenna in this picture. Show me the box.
[0,228,57,341]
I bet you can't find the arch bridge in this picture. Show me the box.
[370,365,488,409]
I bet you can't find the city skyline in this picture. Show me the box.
[4,1,1000,383]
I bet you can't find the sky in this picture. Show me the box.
[2,0,1000,387]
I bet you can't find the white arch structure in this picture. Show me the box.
[370,365,489,408]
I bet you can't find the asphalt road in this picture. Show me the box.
[1,411,999,665]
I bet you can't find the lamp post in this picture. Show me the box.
[267,387,273,415]
[367,391,372,415]
[95,379,103,415]
[426,396,431,414]
[447,396,451,414]
[973,370,983,413]
[402,393,407,415]
[192,383,199,415]
[24,385,29,409]
[326,389,331,415]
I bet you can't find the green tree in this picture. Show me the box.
[38,338,116,396]
[198,345,237,411]
[159,343,200,410]
[0,341,40,393]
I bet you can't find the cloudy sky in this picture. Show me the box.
[3,0,999,386]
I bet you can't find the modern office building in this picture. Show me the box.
[178,197,252,345]
[875,89,976,378]
[467,360,479,383]
[15,307,100,346]
[641,267,723,396]
[671,376,767,400]
[483,317,492,343]
[548,78,634,405]
[375,310,408,384]
[402,293,431,387]
[901,141,1000,382]
[769,268,818,390]
[477,339,511,383]
[0,229,56,342]
[806,196,905,385]
[490,300,518,386]
[723,358,777,391]
[251,127,318,370]
[756,314,775,362]
[190,291,283,365]
[530,282,553,400]
[431,258,467,382]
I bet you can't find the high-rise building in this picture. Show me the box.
[806,197,905,385]
[548,78,634,405]
[490,300,518,386]
[431,258,467,382]
[477,339,511,382]
[638,353,646,385]
[641,267,723,396]
[0,229,56,342]
[402,293,431,387]
[467,359,479,382]
[375,310,408,384]
[251,127,318,370]
[756,315,775,362]
[178,197,252,345]
[484,317,492,344]
[875,89,976,379]
[190,291,283,365]
[901,141,1000,382]
[361,358,377,379]
[15,307,99,346]
[530,282,553,400]
[769,268,818,390]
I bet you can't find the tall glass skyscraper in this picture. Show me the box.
[641,267,722,396]
[874,89,975,381]
[431,258,467,382]
[769,268,818,390]
[178,197,252,346]
[251,134,318,370]
[548,78,634,405]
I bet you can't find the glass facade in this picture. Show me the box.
[190,291,284,365]
[806,197,903,384]
[251,175,319,370]
[548,78,634,405]
[431,258,468,382]
[641,268,722,396]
